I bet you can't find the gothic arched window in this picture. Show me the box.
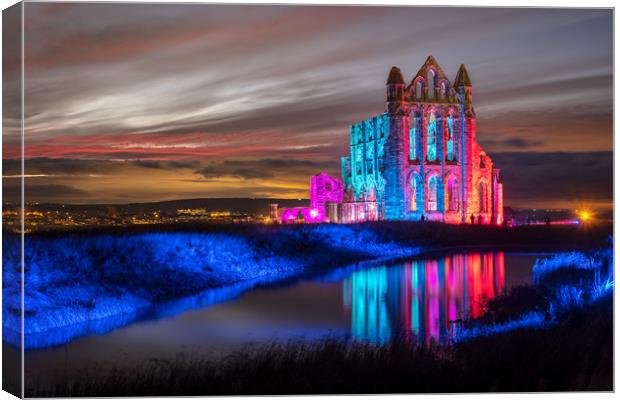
[411,176,417,212]
[427,113,437,162]
[409,127,416,160]
[446,114,455,161]
[447,178,459,211]
[416,80,423,99]
[410,174,422,212]
[427,70,436,100]
[441,81,450,100]
[427,175,439,211]
[478,181,488,213]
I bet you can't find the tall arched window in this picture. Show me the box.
[446,114,455,161]
[415,80,423,99]
[447,178,459,211]
[427,70,435,100]
[427,113,437,162]
[409,127,416,160]
[410,176,417,212]
[411,174,422,212]
[427,176,439,211]
[441,81,450,100]
[478,181,488,213]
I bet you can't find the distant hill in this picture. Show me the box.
[17,198,310,215]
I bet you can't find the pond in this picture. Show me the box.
[11,251,548,385]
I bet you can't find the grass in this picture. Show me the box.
[4,225,421,348]
[21,240,614,396]
[24,294,611,396]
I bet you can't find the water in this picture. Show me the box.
[13,251,543,384]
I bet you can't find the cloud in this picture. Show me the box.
[490,151,612,208]
[3,157,200,177]
[197,159,338,180]
[3,182,89,203]
[1,152,611,209]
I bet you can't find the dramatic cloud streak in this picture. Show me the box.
[4,4,613,207]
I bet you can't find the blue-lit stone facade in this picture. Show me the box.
[341,56,504,224]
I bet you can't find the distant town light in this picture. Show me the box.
[578,210,592,222]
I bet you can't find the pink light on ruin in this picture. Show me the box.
[280,172,344,224]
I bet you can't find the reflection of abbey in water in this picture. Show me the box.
[342,253,505,344]
[278,56,504,225]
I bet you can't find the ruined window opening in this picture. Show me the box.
[446,115,455,161]
[447,179,459,211]
[416,81,423,99]
[427,113,437,162]
[409,127,417,160]
[427,70,436,100]
[427,176,438,211]
[478,181,488,213]
[411,177,417,211]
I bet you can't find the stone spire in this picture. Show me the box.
[453,64,472,88]
[386,66,405,85]
[454,64,474,116]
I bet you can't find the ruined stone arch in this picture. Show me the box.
[364,177,377,202]
[354,181,367,202]
[444,107,458,119]
[426,108,439,162]
[426,68,438,100]
[413,76,425,99]
[426,173,441,212]
[444,172,459,212]
[406,169,423,213]
[438,79,450,100]
[477,177,490,213]
[444,109,457,162]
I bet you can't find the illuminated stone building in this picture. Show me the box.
[340,56,503,224]
[279,56,503,225]
[280,172,344,223]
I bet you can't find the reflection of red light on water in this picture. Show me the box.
[347,252,507,346]
[495,252,505,294]
[426,261,440,344]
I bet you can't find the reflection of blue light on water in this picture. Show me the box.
[411,264,420,335]
[351,268,391,344]
[9,275,283,350]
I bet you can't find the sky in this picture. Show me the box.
[2,3,613,209]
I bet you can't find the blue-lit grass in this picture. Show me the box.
[455,242,613,343]
[3,222,611,349]
[4,225,421,348]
